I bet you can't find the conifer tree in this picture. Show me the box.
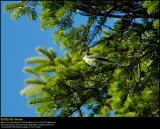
[5,1,159,117]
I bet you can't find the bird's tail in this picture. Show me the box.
[96,57,120,66]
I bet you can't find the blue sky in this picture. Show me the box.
[1,1,115,117]
[1,1,63,117]
[1,1,86,117]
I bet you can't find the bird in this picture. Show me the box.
[81,52,120,67]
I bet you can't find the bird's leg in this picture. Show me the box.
[100,66,102,74]
[99,64,103,76]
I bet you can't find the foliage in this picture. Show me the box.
[143,1,159,29]
[5,0,159,117]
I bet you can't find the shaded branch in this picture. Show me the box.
[79,109,83,117]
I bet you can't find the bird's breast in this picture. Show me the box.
[83,56,96,66]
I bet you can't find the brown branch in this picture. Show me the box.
[89,36,113,48]
[77,9,159,19]
[50,1,159,19]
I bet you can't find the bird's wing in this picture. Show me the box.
[87,55,97,59]
[87,55,109,61]
[96,57,111,61]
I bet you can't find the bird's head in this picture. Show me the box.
[80,51,89,57]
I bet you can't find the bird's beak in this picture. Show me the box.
[80,51,87,57]
[80,52,84,57]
